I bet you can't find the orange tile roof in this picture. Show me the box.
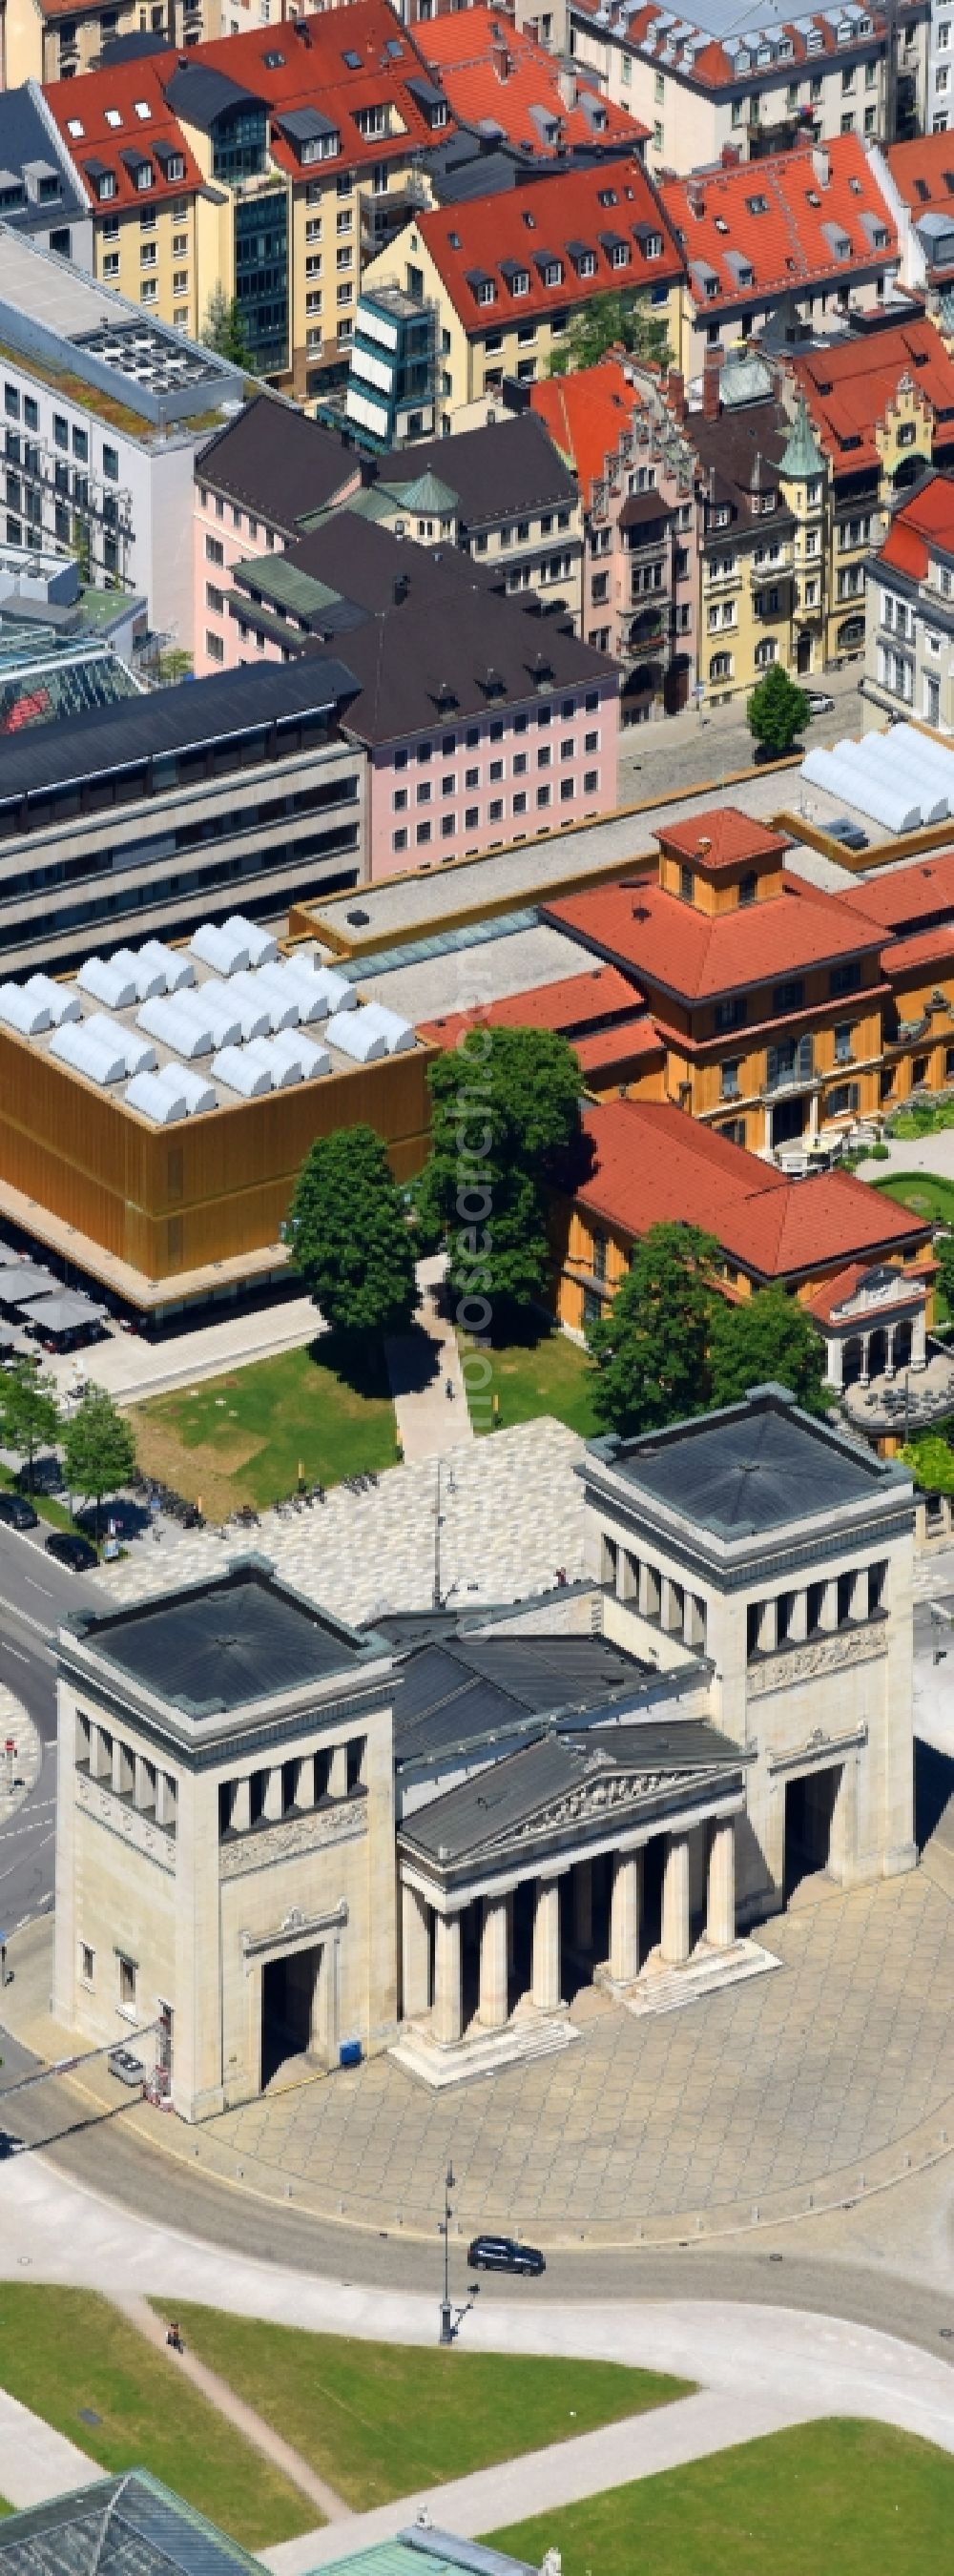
[791,319,954,480]
[46,2,455,200]
[878,469,954,582]
[885,133,954,217]
[882,919,954,977]
[416,964,648,1049]
[573,1018,665,1074]
[417,154,683,332]
[414,7,647,155]
[836,849,954,931]
[543,869,882,1005]
[657,808,790,873]
[530,358,646,507]
[575,1098,929,1281]
[571,0,910,99]
[660,135,897,321]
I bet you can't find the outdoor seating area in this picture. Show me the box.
[0,1251,106,1352]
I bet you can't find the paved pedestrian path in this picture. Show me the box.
[261,2388,805,2574]
[93,1417,586,1626]
[114,2298,350,2524]
[384,1262,473,1467]
[0,2388,94,2509]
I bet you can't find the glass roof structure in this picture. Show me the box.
[0,2474,262,2576]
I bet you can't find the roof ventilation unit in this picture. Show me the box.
[22,975,81,1027]
[0,983,54,1037]
[137,939,195,994]
[222,914,279,968]
[136,994,215,1058]
[219,974,273,1042]
[110,945,167,1003]
[324,1006,389,1062]
[242,1037,301,1089]
[160,1061,216,1116]
[50,1019,128,1083]
[84,1012,157,1076]
[211,1043,273,1098]
[355,1000,416,1055]
[125,1070,189,1124]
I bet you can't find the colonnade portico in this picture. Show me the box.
[398,1799,741,2065]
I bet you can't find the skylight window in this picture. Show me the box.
[746,194,768,215]
[105,108,122,129]
[134,99,151,119]
[263,48,284,66]
[597,187,618,205]
[342,47,362,68]
[66,117,84,137]
[714,215,729,233]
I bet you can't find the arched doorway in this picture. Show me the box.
[867,1326,888,1378]
[894,1319,914,1370]
[842,1335,863,1387]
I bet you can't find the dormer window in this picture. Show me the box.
[568,239,596,277]
[597,187,618,206]
[680,864,695,902]
[354,104,387,138]
[746,194,768,215]
[642,230,663,258]
[501,258,530,296]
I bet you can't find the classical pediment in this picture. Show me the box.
[479,1762,727,1857]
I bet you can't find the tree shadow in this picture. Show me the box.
[304,1331,392,1402]
[378,1321,441,1398]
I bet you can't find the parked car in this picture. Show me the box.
[45,1531,98,1572]
[807,690,835,715]
[0,1493,38,1531]
[108,2048,145,2088]
[825,816,869,851]
[467,2234,546,2277]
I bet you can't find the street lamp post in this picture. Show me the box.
[438,2159,479,2347]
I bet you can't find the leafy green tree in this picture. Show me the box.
[548,291,672,377]
[902,1432,954,1493]
[418,1026,588,1322]
[202,284,255,370]
[63,1386,136,1535]
[0,1359,60,1492]
[156,648,193,685]
[709,1284,831,1415]
[934,1229,954,1321]
[287,1124,417,1341]
[587,1223,716,1437]
[746,662,808,757]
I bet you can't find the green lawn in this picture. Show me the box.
[130,1339,396,1518]
[487,2419,954,2576]
[871,1170,954,1226]
[0,2288,310,2548]
[150,2306,690,2512]
[460,1321,599,1440]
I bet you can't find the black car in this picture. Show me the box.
[0,2132,19,2160]
[0,1493,38,1532]
[45,1531,98,1572]
[467,2234,546,2277]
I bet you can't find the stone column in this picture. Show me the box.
[819,1579,839,1633]
[531,1878,562,2013]
[134,1754,156,1814]
[401,1882,430,2021]
[328,1742,348,1798]
[912,1309,927,1370]
[507,1889,516,1974]
[639,1562,661,1620]
[610,1850,640,1983]
[826,1336,843,1391]
[432,1910,463,2047]
[156,1772,176,1830]
[860,1331,871,1387]
[478,1895,509,2030]
[262,1765,282,1822]
[884,1325,896,1381]
[758,1597,778,1655]
[660,1832,691,1968]
[572,1859,592,1953]
[661,1577,685,1636]
[706,1817,736,1949]
[788,1591,808,1644]
[294,1758,316,1811]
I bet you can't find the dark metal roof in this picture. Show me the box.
[0,656,360,804]
[162,64,265,128]
[372,411,576,526]
[401,1715,742,1865]
[598,1389,897,1536]
[75,1567,375,1717]
[0,2473,260,2576]
[197,393,357,533]
[392,1632,651,1766]
[0,90,84,233]
[275,106,340,144]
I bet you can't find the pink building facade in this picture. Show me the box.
[367,682,619,880]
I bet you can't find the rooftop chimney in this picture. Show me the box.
[812,142,830,190]
[393,572,410,605]
[703,343,724,422]
[666,367,687,423]
[492,34,512,79]
[687,179,705,218]
[557,61,577,111]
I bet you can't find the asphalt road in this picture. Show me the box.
[0,1519,99,1940]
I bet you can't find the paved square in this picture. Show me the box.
[203,1870,954,2245]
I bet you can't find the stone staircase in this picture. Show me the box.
[609,1936,781,2021]
[390,2007,579,2092]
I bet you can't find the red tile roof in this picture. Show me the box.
[45,60,204,213]
[416,964,648,1048]
[790,319,954,480]
[805,1259,928,1324]
[47,2,456,201]
[530,357,646,507]
[414,8,647,155]
[835,849,954,932]
[417,154,683,332]
[657,808,790,873]
[878,469,954,582]
[575,1098,929,1280]
[660,135,897,321]
[883,919,954,978]
[544,868,882,1005]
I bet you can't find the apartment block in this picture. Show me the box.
[787,314,954,664]
[659,135,900,384]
